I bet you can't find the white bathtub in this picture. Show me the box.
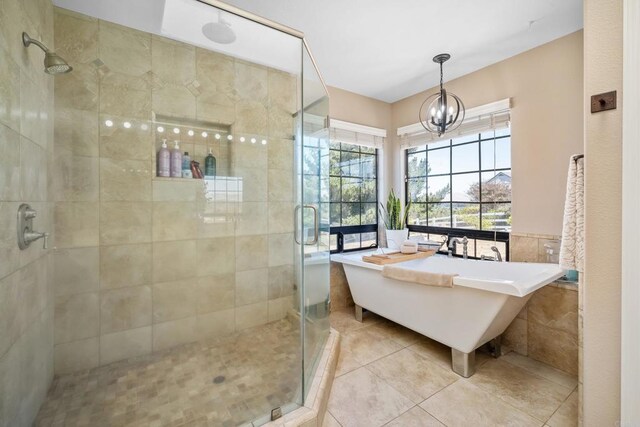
[331,250,564,376]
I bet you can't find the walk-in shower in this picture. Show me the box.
[37,0,331,425]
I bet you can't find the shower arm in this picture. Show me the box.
[22,32,50,53]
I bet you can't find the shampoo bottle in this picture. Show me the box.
[157,139,170,177]
[170,141,182,178]
[182,152,192,178]
[205,148,216,177]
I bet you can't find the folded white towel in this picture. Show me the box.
[382,264,456,287]
[559,155,584,272]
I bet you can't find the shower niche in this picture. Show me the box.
[152,114,232,179]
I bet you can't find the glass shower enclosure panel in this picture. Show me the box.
[298,41,331,399]
[47,0,331,423]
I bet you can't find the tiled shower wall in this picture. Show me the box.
[0,0,55,425]
[52,8,298,373]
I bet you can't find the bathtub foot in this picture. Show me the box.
[451,349,476,378]
[490,335,502,358]
[354,304,363,322]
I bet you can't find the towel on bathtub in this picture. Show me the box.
[381,264,457,287]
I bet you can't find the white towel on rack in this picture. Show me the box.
[560,155,585,272]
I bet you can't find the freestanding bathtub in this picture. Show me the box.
[331,250,564,377]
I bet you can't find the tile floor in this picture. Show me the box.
[325,308,578,427]
[35,319,302,427]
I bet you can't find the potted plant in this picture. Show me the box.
[380,189,411,250]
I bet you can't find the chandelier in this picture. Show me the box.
[419,53,465,136]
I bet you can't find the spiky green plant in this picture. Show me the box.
[379,189,411,230]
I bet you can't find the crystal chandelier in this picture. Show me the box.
[419,53,465,136]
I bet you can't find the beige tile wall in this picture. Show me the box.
[52,8,299,373]
[330,261,353,311]
[0,0,56,425]
[503,232,579,376]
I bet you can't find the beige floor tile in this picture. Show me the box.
[329,308,380,334]
[502,351,578,390]
[420,380,541,427]
[328,367,414,427]
[469,358,573,422]
[546,389,578,427]
[367,349,459,403]
[341,326,403,366]
[335,346,362,377]
[368,319,423,347]
[407,335,491,372]
[385,406,445,426]
[323,411,342,427]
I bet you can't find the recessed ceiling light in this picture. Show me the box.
[123,121,131,129]
[173,127,180,134]
[157,126,164,133]
[251,138,256,144]
[215,133,221,140]
[202,131,208,138]
[105,119,113,127]
[141,124,149,131]
[239,137,245,142]
[188,130,194,136]
[227,135,233,141]
[261,139,267,145]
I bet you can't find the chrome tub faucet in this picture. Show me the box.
[448,236,469,259]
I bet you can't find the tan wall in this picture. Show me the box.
[52,8,297,373]
[582,0,623,424]
[390,31,584,237]
[0,0,55,425]
[328,86,392,131]
[328,86,396,212]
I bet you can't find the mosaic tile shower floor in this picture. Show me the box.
[35,319,302,427]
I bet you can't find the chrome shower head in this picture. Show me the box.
[22,32,72,75]
[202,11,236,44]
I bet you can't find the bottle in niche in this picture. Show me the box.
[170,141,182,178]
[182,151,193,178]
[157,139,170,177]
[205,148,216,177]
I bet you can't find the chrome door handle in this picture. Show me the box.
[307,205,318,245]
[295,205,319,245]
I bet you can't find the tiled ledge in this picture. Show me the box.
[551,279,578,291]
[263,329,341,427]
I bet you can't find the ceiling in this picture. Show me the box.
[223,0,583,102]
[53,0,583,103]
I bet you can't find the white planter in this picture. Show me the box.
[385,229,408,250]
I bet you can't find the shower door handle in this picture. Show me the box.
[295,205,319,245]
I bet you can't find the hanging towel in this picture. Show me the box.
[559,155,585,272]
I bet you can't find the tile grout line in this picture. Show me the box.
[544,383,578,425]
[472,357,576,418]
[500,352,578,390]
[326,409,344,427]
[417,380,461,427]
[463,374,559,424]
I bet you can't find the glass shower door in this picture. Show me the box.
[298,42,331,401]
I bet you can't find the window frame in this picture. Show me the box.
[404,131,511,260]
[329,142,379,253]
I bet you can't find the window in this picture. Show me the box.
[405,128,511,259]
[329,141,378,252]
